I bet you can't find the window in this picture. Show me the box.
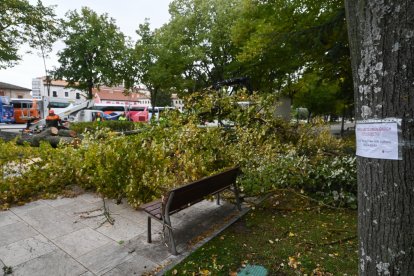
[49,102,70,108]
[17,95,23,99]
[65,91,69,97]
[52,91,57,97]
[0,91,4,96]
[76,93,80,99]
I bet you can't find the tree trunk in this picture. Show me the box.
[345,1,414,275]
[340,107,346,137]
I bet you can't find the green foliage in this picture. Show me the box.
[0,139,78,208]
[0,0,60,68]
[292,72,341,117]
[69,121,138,134]
[54,7,127,98]
[134,21,175,106]
[137,0,242,94]
[0,92,356,209]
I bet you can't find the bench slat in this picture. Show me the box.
[167,167,239,213]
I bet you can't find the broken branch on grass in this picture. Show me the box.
[319,235,357,246]
[272,188,347,210]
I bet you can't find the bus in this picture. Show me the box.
[0,96,15,123]
[10,98,41,124]
[92,103,149,122]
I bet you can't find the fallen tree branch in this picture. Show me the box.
[261,188,348,210]
[319,235,357,246]
[75,197,115,227]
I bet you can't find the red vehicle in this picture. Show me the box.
[127,106,149,122]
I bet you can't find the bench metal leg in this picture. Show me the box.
[216,193,221,205]
[233,184,242,211]
[147,216,152,243]
[164,215,177,255]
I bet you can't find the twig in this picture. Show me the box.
[319,235,357,246]
[270,188,347,210]
[74,207,103,215]
[74,197,115,227]
[327,228,354,233]
[272,206,321,211]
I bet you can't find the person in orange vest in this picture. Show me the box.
[45,109,62,128]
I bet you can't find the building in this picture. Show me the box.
[171,93,184,111]
[32,77,84,104]
[0,82,31,99]
[93,86,151,107]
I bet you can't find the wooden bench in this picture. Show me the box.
[140,166,242,255]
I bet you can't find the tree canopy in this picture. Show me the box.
[54,7,127,99]
[131,0,352,119]
[0,0,354,120]
[154,0,242,93]
[0,0,59,68]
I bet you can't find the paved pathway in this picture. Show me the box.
[0,193,245,275]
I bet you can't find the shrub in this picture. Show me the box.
[69,121,138,133]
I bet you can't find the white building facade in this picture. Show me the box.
[171,93,184,111]
[32,77,86,118]
[32,77,85,103]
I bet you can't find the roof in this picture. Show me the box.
[37,77,71,87]
[93,86,150,101]
[0,82,31,91]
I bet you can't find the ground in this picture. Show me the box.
[166,190,357,275]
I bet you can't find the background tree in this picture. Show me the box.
[292,71,340,122]
[345,0,414,274]
[54,7,127,99]
[157,0,241,93]
[134,22,176,108]
[0,0,59,68]
[233,0,352,121]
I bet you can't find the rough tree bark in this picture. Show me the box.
[345,1,414,275]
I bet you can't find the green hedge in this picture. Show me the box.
[69,120,138,133]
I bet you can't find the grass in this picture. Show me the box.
[165,190,357,275]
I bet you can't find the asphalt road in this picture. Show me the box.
[0,123,26,133]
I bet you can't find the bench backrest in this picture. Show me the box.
[165,167,240,214]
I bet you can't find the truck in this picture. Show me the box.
[30,99,97,129]
[0,96,15,124]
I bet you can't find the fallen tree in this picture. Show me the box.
[0,127,79,147]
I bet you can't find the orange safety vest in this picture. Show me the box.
[46,114,61,128]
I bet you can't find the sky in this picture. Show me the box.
[0,0,172,90]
